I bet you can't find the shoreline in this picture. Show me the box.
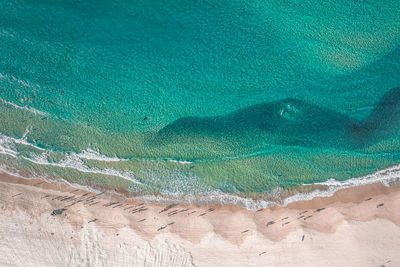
[1,162,400,211]
[2,129,400,208]
[1,169,400,265]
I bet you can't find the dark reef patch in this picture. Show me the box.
[349,87,400,146]
[156,87,400,151]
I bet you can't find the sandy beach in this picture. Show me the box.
[0,170,399,267]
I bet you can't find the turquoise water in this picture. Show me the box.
[1,0,400,198]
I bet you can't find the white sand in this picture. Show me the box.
[1,171,399,266]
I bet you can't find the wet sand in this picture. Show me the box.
[1,170,399,266]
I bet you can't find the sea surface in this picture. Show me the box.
[1,0,400,206]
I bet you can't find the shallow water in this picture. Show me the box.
[1,0,400,199]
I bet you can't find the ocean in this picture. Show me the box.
[1,0,400,206]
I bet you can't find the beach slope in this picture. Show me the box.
[0,171,399,266]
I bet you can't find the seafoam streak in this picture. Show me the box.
[22,152,142,185]
[282,165,400,207]
[77,148,128,162]
[0,97,48,116]
[0,134,18,158]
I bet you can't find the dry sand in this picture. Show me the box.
[0,170,399,266]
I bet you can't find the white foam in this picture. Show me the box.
[136,164,400,210]
[168,159,193,164]
[0,130,45,153]
[0,165,102,195]
[0,131,140,184]
[281,165,400,207]
[1,129,400,210]
[21,125,31,140]
[14,137,45,151]
[0,97,48,116]
[0,134,18,158]
[77,148,127,162]
[22,152,142,185]
[138,191,275,211]
[14,126,46,151]
[1,157,400,211]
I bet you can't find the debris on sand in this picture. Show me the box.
[51,208,66,216]
[266,221,275,227]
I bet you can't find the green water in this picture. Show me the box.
[1,0,400,199]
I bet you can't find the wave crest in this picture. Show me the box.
[0,97,48,116]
